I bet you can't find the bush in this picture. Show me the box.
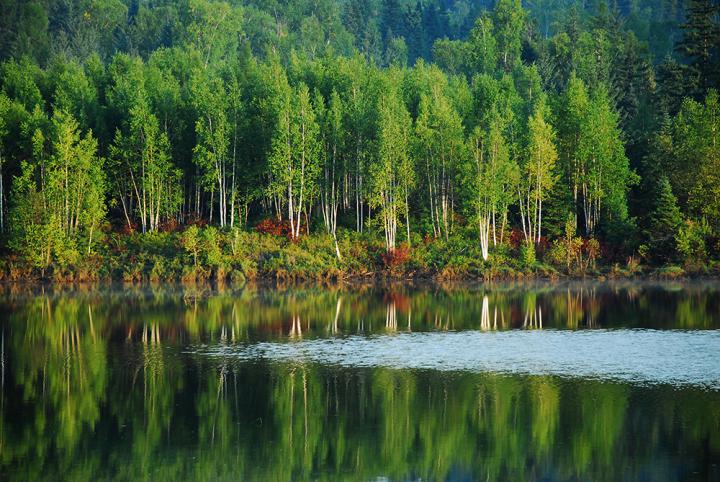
[122,260,144,282]
[676,219,710,267]
[381,244,411,270]
[520,243,536,268]
[201,226,223,267]
[337,230,380,274]
[545,215,599,274]
[656,265,685,278]
[180,225,201,267]
[255,218,290,237]
[263,236,341,280]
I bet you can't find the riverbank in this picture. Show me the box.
[1,227,718,283]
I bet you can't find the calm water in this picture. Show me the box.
[0,281,719,481]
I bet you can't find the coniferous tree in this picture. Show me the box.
[676,0,720,94]
[645,176,682,262]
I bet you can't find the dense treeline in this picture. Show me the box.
[0,0,719,280]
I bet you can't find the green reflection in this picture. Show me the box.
[0,283,718,481]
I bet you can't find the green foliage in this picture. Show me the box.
[547,214,584,273]
[644,176,683,263]
[180,225,201,267]
[686,91,720,227]
[520,242,536,268]
[675,219,711,268]
[8,177,65,270]
[0,0,719,276]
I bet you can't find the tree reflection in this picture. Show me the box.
[0,283,718,480]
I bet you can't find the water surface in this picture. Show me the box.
[0,281,718,481]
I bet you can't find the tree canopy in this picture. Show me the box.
[0,0,718,269]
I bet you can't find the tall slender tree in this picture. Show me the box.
[319,89,345,259]
[676,0,720,93]
[519,98,558,244]
[468,118,519,260]
[372,74,414,252]
[110,95,179,233]
[192,69,232,227]
[269,83,321,240]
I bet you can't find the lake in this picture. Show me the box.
[0,281,719,481]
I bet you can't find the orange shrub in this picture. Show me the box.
[381,244,410,269]
[255,218,291,237]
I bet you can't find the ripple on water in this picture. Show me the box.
[191,329,720,390]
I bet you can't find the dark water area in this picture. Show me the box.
[0,281,718,481]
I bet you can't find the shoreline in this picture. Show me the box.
[1,229,717,285]
[1,269,718,287]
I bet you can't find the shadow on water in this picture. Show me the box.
[0,280,719,481]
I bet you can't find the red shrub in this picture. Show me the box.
[186,216,208,228]
[582,237,601,264]
[508,229,524,249]
[255,218,291,237]
[536,236,550,254]
[159,218,181,232]
[381,244,410,269]
[119,221,138,235]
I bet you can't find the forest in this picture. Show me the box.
[0,0,718,281]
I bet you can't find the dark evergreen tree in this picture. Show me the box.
[676,0,720,94]
[656,56,690,115]
[405,2,424,63]
[645,175,683,262]
[381,0,407,43]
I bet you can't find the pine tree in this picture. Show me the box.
[646,176,683,263]
[656,56,689,115]
[676,0,720,93]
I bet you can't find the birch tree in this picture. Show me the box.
[577,86,634,235]
[469,119,519,260]
[10,110,105,266]
[269,83,321,240]
[558,74,589,231]
[560,76,635,235]
[371,76,415,252]
[192,70,232,227]
[414,86,464,240]
[110,95,180,233]
[519,99,558,244]
[341,58,377,233]
[318,89,345,259]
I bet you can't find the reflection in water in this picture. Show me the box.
[0,282,718,481]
